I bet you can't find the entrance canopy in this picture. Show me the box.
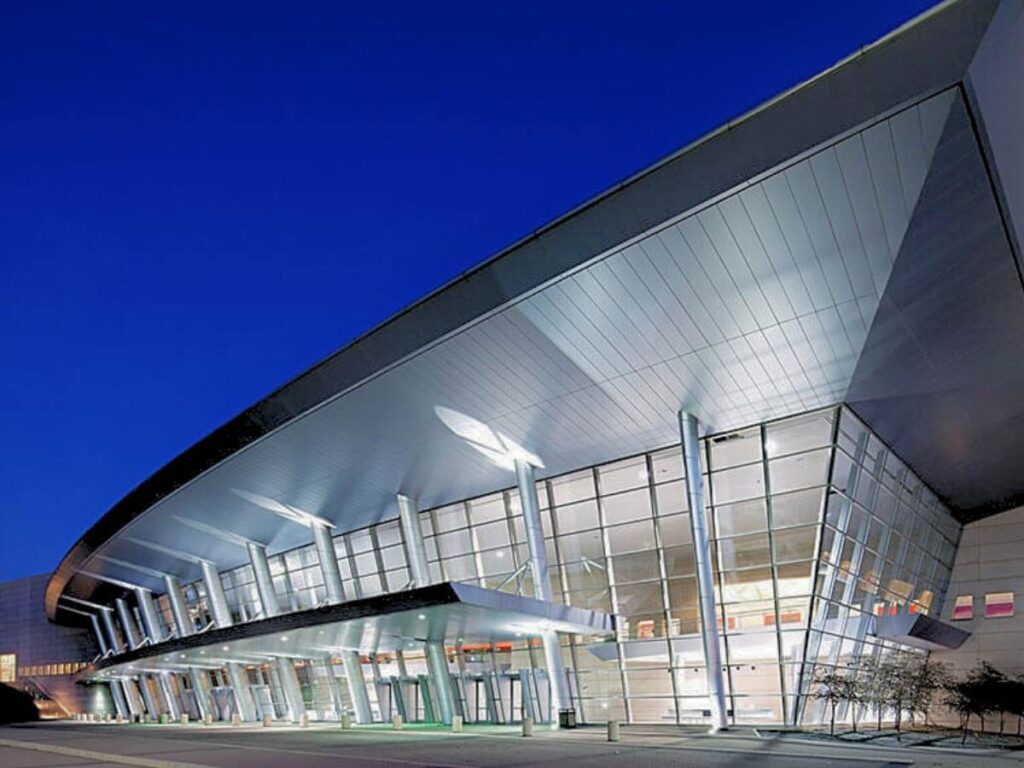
[83,583,614,682]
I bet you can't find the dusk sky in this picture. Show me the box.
[0,0,936,581]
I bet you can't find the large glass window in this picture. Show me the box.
[0,654,15,683]
[163,405,958,730]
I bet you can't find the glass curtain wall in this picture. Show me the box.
[797,407,961,723]
[171,405,959,726]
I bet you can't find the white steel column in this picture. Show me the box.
[679,411,728,732]
[425,641,455,725]
[341,651,372,724]
[276,658,306,722]
[246,542,281,617]
[134,588,163,644]
[89,614,110,656]
[158,673,182,720]
[109,679,130,718]
[189,669,213,721]
[227,663,256,722]
[120,684,143,720]
[397,494,430,586]
[200,561,233,628]
[138,675,162,719]
[397,493,455,724]
[163,575,193,636]
[114,598,141,650]
[100,607,123,653]
[514,459,569,723]
[312,522,345,604]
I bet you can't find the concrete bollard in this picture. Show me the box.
[607,720,620,742]
[203,713,213,725]
[391,714,403,730]
[263,714,272,727]
[299,713,309,728]
[116,713,125,724]
[451,715,463,733]
[522,717,534,737]
[159,713,169,725]
[231,713,241,727]
[340,713,352,729]
[180,714,189,725]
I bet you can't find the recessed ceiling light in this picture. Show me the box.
[280,636,288,642]
[222,645,230,651]
[418,614,426,620]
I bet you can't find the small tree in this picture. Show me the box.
[857,654,893,731]
[1006,677,1024,737]
[842,660,869,733]
[942,663,1009,743]
[971,662,1006,734]
[943,678,980,744]
[908,659,950,728]
[884,651,915,739]
[813,666,850,736]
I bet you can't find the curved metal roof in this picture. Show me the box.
[48,0,1023,622]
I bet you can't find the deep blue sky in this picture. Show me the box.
[0,1,937,581]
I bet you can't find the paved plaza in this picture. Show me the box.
[2,721,1023,768]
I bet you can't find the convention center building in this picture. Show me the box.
[2,0,1022,730]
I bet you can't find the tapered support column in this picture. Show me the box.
[158,673,182,720]
[134,588,163,644]
[121,679,142,717]
[189,669,213,721]
[276,658,306,723]
[425,641,455,725]
[200,561,233,628]
[247,542,281,618]
[89,614,110,656]
[138,675,162,719]
[312,523,345,604]
[115,598,142,650]
[397,492,456,723]
[397,494,430,586]
[164,575,193,637]
[109,679,130,718]
[227,663,256,722]
[515,459,570,723]
[341,651,372,724]
[100,607,123,653]
[679,411,728,732]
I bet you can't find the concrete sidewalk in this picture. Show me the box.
[0,720,1017,767]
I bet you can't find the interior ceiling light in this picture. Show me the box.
[232,489,334,528]
[434,406,543,471]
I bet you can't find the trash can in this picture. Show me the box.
[558,709,577,728]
